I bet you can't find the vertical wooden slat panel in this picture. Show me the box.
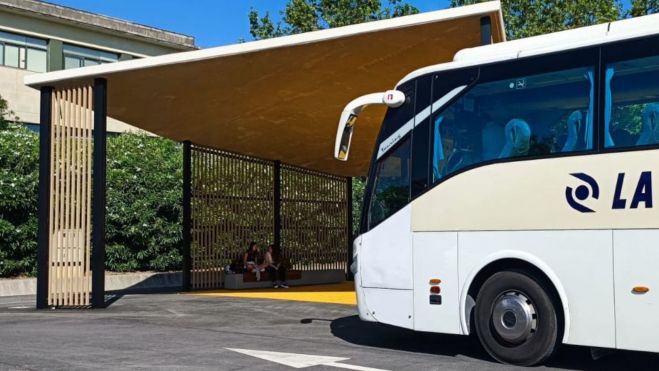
[85,86,93,302]
[64,88,71,306]
[48,92,58,306]
[72,88,79,306]
[47,86,93,307]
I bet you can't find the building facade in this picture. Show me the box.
[0,0,195,132]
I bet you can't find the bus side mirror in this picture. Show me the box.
[334,90,405,161]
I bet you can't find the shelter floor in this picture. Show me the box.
[191,281,357,306]
[0,293,658,370]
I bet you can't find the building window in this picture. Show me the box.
[63,44,118,69]
[0,30,47,72]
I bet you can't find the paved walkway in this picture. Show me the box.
[192,282,357,306]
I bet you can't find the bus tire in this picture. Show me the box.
[474,270,559,366]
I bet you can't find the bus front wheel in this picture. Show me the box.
[474,270,559,366]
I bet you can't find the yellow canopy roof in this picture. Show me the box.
[26,1,505,177]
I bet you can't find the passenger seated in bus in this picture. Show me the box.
[263,244,288,289]
[442,112,483,176]
[499,119,531,158]
[243,241,264,281]
[636,103,659,146]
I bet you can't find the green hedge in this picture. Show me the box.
[0,124,39,277]
[0,124,364,278]
[0,124,184,277]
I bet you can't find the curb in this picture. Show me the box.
[0,271,182,297]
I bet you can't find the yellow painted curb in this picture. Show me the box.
[190,282,357,306]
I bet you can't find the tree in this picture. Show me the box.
[249,0,419,40]
[630,0,659,16]
[0,95,17,130]
[451,0,622,39]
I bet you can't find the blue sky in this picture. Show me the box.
[47,0,451,48]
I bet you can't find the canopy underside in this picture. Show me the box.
[27,2,505,176]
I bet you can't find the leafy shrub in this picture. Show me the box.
[0,117,184,276]
[0,124,39,277]
[106,133,183,272]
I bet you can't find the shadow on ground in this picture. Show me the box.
[329,315,659,370]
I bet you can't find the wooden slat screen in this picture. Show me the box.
[280,165,348,271]
[190,145,274,289]
[48,86,93,307]
[189,144,348,289]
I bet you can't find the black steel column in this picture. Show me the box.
[346,177,354,281]
[182,141,192,291]
[91,78,107,309]
[36,86,53,309]
[273,161,281,249]
[480,16,492,46]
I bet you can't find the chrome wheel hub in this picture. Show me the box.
[491,291,537,344]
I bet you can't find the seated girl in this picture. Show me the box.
[263,244,288,288]
[243,241,264,281]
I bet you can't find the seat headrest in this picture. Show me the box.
[499,119,531,158]
[637,103,659,146]
[562,110,583,152]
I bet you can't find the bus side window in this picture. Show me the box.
[605,54,659,149]
[430,65,595,183]
[411,75,432,197]
[367,80,416,229]
[368,138,411,229]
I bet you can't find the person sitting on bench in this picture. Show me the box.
[243,241,264,281]
[264,244,288,289]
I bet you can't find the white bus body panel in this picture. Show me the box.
[614,230,659,353]
[358,205,414,329]
[412,232,462,334]
[458,231,615,348]
[360,206,413,290]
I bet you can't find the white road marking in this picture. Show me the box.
[226,348,389,371]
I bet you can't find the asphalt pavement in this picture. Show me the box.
[0,292,657,370]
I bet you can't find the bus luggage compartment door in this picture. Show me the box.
[613,230,659,353]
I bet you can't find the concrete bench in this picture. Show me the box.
[223,269,345,290]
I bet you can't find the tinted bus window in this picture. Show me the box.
[412,75,432,197]
[368,138,411,229]
[605,54,659,148]
[431,66,595,183]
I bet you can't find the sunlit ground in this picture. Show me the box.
[191,281,357,305]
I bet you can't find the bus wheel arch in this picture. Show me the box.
[461,256,570,344]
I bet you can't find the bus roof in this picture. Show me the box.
[398,12,659,87]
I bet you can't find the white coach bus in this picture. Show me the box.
[334,13,659,366]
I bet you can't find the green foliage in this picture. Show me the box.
[612,103,646,136]
[249,0,419,40]
[630,0,659,16]
[0,123,39,277]
[0,95,18,130]
[451,0,622,39]
[352,177,366,235]
[0,104,184,277]
[106,133,183,272]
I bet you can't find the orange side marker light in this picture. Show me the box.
[429,278,442,285]
[632,286,650,294]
